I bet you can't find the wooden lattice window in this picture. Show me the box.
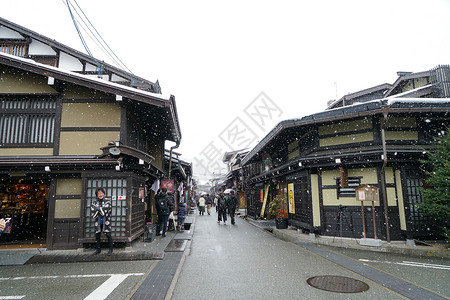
[0,39,29,57]
[84,178,128,238]
[335,176,362,197]
[0,97,57,146]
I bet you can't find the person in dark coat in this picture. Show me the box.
[155,188,174,237]
[206,194,213,215]
[91,188,113,255]
[177,202,187,231]
[217,193,227,224]
[226,190,238,225]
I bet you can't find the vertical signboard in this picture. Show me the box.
[288,183,295,214]
[260,184,270,218]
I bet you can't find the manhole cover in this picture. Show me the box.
[307,275,369,293]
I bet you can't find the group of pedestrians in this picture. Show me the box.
[196,191,237,224]
[197,193,214,215]
[217,191,238,225]
[90,186,238,255]
[154,188,188,236]
[88,186,189,256]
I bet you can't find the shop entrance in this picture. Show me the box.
[0,179,49,247]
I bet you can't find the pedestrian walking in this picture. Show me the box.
[214,195,218,212]
[91,188,113,255]
[198,195,206,215]
[206,194,212,215]
[177,202,187,231]
[217,193,227,224]
[227,190,238,225]
[155,188,174,237]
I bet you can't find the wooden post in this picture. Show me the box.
[361,201,367,239]
[372,200,377,240]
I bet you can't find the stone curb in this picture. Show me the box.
[247,218,450,259]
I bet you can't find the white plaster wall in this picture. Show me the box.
[58,52,83,71]
[0,26,23,39]
[111,74,127,82]
[85,63,97,71]
[28,40,56,55]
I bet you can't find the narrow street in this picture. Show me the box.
[170,210,447,300]
[0,210,449,299]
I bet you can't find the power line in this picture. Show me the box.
[65,0,95,59]
[62,0,133,74]
[72,0,133,74]
[63,0,118,69]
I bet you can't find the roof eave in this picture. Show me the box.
[241,99,450,166]
[0,17,157,89]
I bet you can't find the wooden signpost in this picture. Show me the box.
[355,185,379,240]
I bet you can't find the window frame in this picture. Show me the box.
[0,96,57,147]
[335,176,362,198]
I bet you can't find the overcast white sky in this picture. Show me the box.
[2,0,450,181]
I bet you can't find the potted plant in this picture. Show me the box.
[268,194,288,229]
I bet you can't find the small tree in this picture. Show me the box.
[268,195,283,219]
[268,194,288,219]
[419,130,450,239]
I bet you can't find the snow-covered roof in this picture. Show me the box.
[0,51,181,142]
[0,52,170,101]
[0,17,159,92]
[241,98,450,166]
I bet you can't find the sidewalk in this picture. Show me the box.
[245,213,449,259]
[0,215,195,300]
[0,215,195,266]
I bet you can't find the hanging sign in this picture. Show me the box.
[161,179,175,194]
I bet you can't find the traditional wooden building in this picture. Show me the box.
[0,17,161,92]
[0,19,182,249]
[241,66,450,241]
[222,149,248,208]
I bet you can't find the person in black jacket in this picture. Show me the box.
[91,188,113,255]
[155,188,174,237]
[217,193,227,224]
[177,202,187,231]
[227,190,238,225]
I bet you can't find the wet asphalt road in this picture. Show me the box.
[320,245,450,298]
[0,260,154,299]
[171,211,407,300]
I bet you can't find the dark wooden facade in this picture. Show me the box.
[241,96,449,241]
[0,48,181,249]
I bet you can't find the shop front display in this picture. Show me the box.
[0,180,48,242]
